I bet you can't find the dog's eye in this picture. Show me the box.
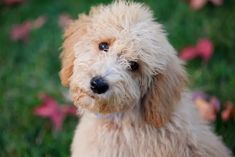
[98,42,109,52]
[128,61,139,71]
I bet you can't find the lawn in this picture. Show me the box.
[0,0,235,156]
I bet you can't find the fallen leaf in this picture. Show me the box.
[221,101,235,121]
[209,96,220,111]
[32,16,47,29]
[34,94,76,131]
[179,38,214,62]
[180,46,198,61]
[196,38,214,62]
[190,0,207,10]
[192,92,220,122]
[192,91,207,100]
[59,14,73,29]
[10,22,32,42]
[3,0,24,5]
[10,16,47,42]
[195,97,216,121]
[210,0,223,6]
[186,0,224,10]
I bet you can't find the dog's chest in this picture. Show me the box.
[71,117,192,157]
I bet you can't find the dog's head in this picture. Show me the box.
[60,1,187,127]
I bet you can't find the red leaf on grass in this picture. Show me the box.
[34,94,76,131]
[209,96,221,111]
[221,101,235,121]
[10,21,32,42]
[186,0,224,10]
[179,47,198,61]
[190,0,207,10]
[10,16,47,42]
[3,0,25,5]
[32,16,47,29]
[210,0,223,6]
[179,38,214,62]
[192,92,220,122]
[59,14,73,29]
[196,38,214,62]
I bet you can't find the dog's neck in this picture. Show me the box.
[94,112,124,120]
[80,104,144,129]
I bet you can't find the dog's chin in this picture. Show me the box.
[74,95,107,114]
[73,94,130,115]
[74,96,130,114]
[72,87,135,114]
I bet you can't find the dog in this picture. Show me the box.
[59,1,231,157]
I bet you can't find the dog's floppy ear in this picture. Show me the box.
[60,14,90,87]
[142,56,187,128]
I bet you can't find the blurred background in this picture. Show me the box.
[0,0,235,156]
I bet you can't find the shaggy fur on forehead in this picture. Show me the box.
[59,1,231,157]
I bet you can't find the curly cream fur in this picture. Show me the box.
[60,1,231,157]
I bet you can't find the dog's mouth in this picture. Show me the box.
[74,87,96,99]
[72,87,96,106]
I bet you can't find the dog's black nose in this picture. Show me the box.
[90,76,109,94]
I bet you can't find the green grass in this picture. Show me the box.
[0,0,235,156]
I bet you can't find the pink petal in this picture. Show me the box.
[10,21,32,42]
[179,46,198,61]
[196,38,214,62]
[59,14,73,29]
[190,0,208,10]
